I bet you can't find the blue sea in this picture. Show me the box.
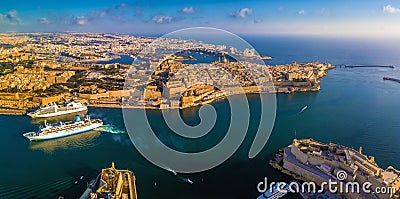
[0,35,400,199]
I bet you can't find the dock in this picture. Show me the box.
[343,65,394,69]
[383,77,400,83]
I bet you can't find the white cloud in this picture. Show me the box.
[231,8,252,18]
[69,3,128,26]
[298,10,305,15]
[0,9,22,25]
[181,7,195,14]
[152,15,173,23]
[383,5,400,14]
[38,17,50,24]
[75,16,89,25]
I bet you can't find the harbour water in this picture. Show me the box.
[1,35,400,198]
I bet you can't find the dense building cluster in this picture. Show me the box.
[0,32,334,113]
[125,57,334,109]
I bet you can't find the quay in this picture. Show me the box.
[383,77,400,83]
[0,108,26,115]
[342,65,394,69]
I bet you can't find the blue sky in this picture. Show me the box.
[1,0,400,35]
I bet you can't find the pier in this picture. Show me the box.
[341,65,394,69]
[383,77,400,83]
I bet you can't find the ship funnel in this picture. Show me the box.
[75,115,81,122]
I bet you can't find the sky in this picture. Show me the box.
[1,0,400,36]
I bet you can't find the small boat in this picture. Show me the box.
[166,168,177,175]
[257,182,289,199]
[284,90,291,94]
[260,55,273,60]
[186,179,193,184]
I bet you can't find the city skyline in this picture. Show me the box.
[1,0,400,36]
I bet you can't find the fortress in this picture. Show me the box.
[80,162,138,199]
[271,139,400,199]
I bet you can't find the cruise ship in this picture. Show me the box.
[257,182,289,199]
[27,101,87,118]
[23,116,103,141]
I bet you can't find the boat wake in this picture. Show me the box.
[178,176,193,184]
[299,105,308,114]
[98,125,127,134]
[288,105,309,118]
[165,167,178,175]
[0,176,75,198]
[28,130,102,153]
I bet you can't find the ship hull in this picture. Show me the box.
[28,107,88,118]
[24,123,103,141]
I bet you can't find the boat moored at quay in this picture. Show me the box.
[27,101,88,118]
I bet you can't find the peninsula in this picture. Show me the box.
[127,59,335,109]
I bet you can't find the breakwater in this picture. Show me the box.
[383,77,400,83]
[343,65,394,69]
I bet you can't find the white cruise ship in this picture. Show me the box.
[23,116,103,141]
[27,101,87,118]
